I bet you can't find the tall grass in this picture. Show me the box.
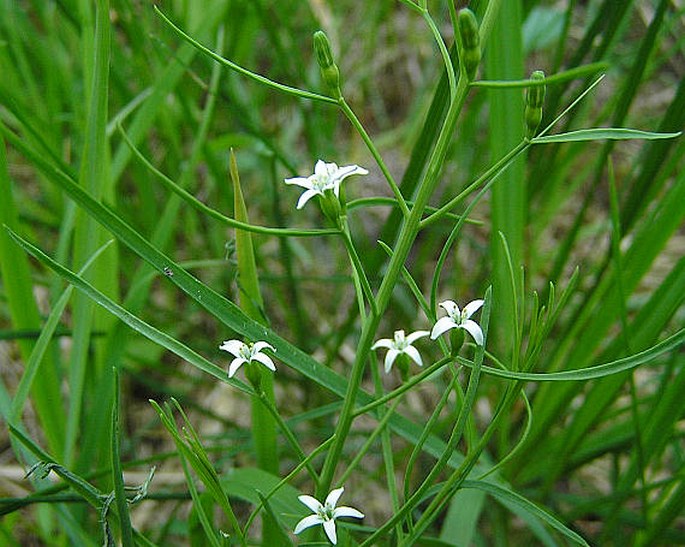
[1,1,684,545]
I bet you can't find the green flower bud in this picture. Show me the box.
[313,30,341,98]
[458,9,481,81]
[524,70,546,138]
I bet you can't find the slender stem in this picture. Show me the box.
[406,382,520,544]
[403,371,459,503]
[338,397,403,485]
[318,72,472,498]
[420,140,529,229]
[351,357,452,417]
[340,218,378,316]
[421,8,457,99]
[154,6,336,105]
[338,98,410,218]
[243,436,336,537]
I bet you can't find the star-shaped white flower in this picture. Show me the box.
[430,299,485,346]
[218,340,276,378]
[284,160,368,209]
[294,487,364,545]
[371,329,430,373]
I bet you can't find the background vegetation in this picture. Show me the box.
[1,0,684,545]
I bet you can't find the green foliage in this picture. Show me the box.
[1,0,684,545]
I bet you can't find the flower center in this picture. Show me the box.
[311,175,331,192]
[239,344,254,361]
[393,331,408,350]
[318,504,335,521]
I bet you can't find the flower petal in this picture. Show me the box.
[405,330,430,344]
[333,506,365,520]
[438,300,459,317]
[430,317,457,339]
[335,164,369,182]
[384,349,400,373]
[371,338,393,350]
[404,345,423,367]
[463,299,485,319]
[294,514,323,535]
[298,494,323,513]
[314,159,332,177]
[228,358,246,378]
[461,320,484,346]
[252,352,276,371]
[325,487,345,509]
[296,188,322,209]
[284,176,313,189]
[219,340,244,357]
[323,518,338,544]
[252,341,276,353]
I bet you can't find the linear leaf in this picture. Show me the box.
[465,328,685,382]
[532,128,681,143]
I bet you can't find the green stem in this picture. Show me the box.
[340,218,378,316]
[351,357,452,417]
[242,436,336,537]
[420,140,529,229]
[338,98,410,217]
[421,8,457,99]
[405,381,519,544]
[360,290,490,546]
[403,371,459,504]
[338,397,403,485]
[318,72,472,498]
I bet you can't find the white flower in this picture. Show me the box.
[284,160,368,209]
[430,299,485,346]
[218,340,276,378]
[371,329,430,373]
[294,487,364,545]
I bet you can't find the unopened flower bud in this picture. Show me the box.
[525,70,546,138]
[313,30,341,98]
[458,9,481,81]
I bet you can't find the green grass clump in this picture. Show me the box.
[1,1,684,545]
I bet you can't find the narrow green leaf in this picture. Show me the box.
[532,128,681,143]
[229,151,280,543]
[153,6,335,105]
[461,480,589,546]
[465,328,685,382]
[472,61,608,88]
